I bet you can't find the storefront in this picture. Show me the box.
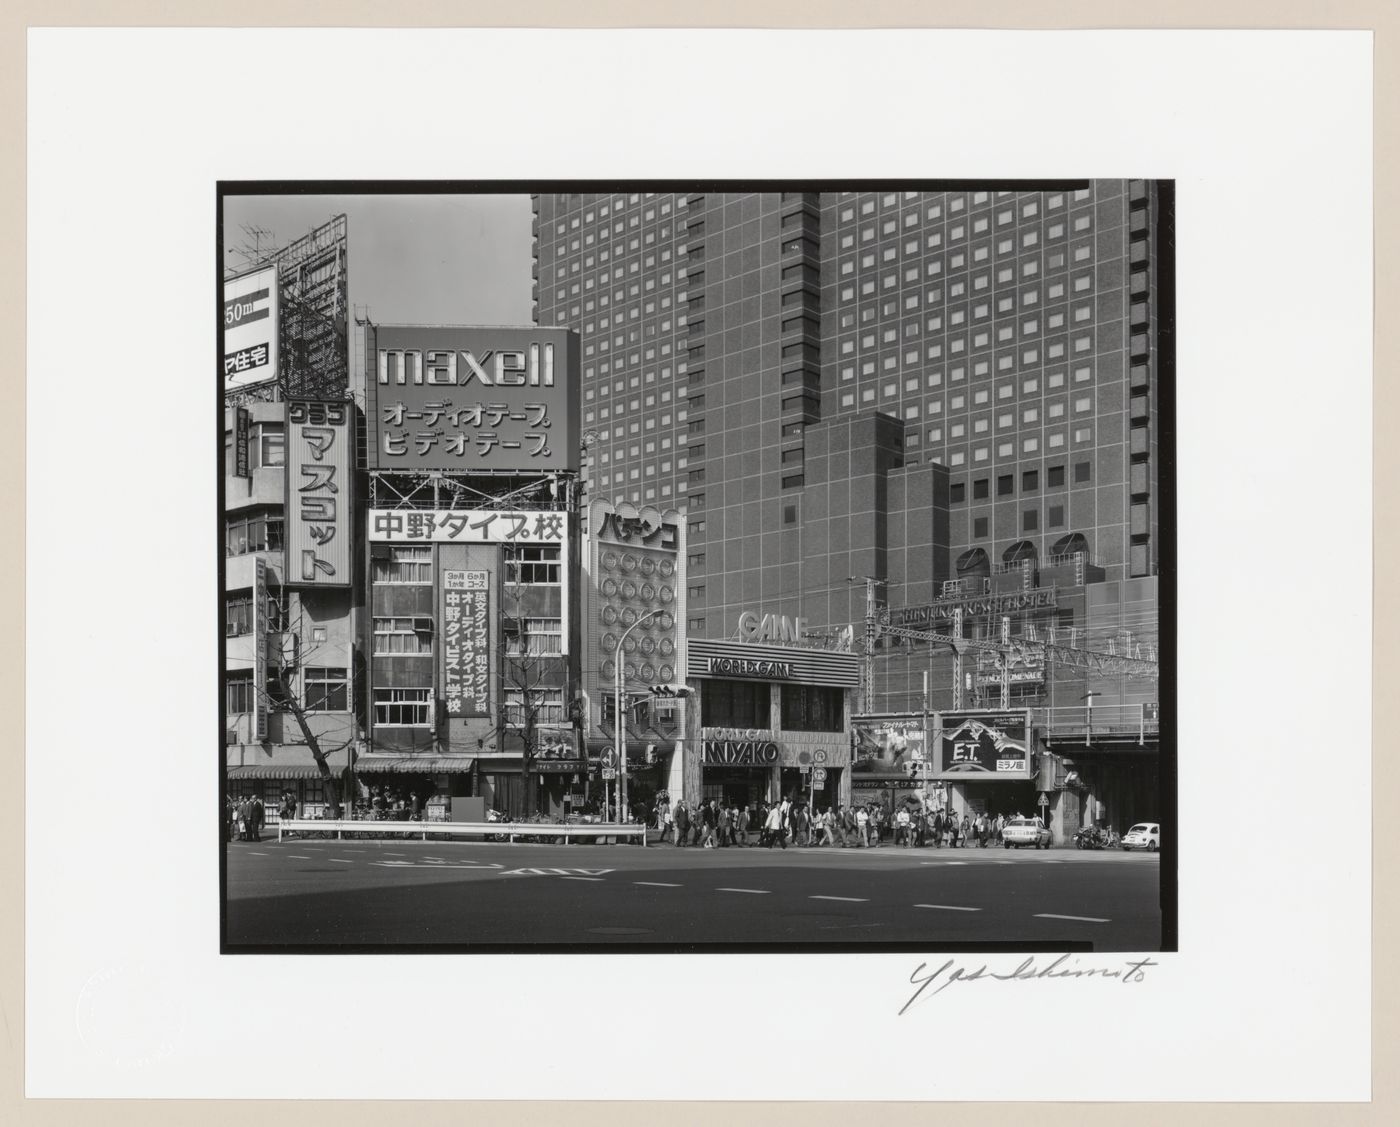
[685,633,860,811]
[225,744,353,821]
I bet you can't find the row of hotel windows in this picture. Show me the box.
[837,220,1096,268]
[836,189,1094,225]
[951,463,1092,501]
[838,263,1099,307]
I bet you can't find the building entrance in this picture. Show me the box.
[701,766,770,811]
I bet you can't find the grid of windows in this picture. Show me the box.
[226,509,283,556]
[226,671,254,714]
[506,544,561,585]
[505,688,566,726]
[374,687,431,726]
[373,546,431,584]
[505,617,563,657]
[373,617,432,655]
[704,679,771,729]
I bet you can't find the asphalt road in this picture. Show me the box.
[224,836,1162,951]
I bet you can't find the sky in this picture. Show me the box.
[222,193,536,328]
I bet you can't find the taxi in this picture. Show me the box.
[1002,815,1051,849]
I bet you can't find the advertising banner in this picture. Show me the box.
[850,714,927,780]
[254,557,269,742]
[443,570,490,717]
[285,400,352,587]
[223,266,279,391]
[365,326,579,472]
[932,710,1033,780]
[369,508,568,547]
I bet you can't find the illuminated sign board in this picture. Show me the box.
[688,639,860,687]
[223,266,279,391]
[932,710,1033,781]
[365,326,579,472]
[253,557,268,742]
[369,509,568,547]
[285,400,352,587]
[443,570,489,718]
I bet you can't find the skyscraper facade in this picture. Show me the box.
[535,184,1168,834]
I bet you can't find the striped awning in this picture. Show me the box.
[353,756,476,774]
[226,764,330,779]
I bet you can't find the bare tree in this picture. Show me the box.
[254,600,355,819]
[499,581,568,820]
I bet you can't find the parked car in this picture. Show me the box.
[1121,822,1160,852]
[1002,815,1052,849]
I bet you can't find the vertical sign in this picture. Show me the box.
[254,557,268,742]
[223,265,280,391]
[443,570,490,717]
[286,400,351,587]
[233,407,251,478]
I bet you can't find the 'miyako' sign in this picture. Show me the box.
[736,611,807,644]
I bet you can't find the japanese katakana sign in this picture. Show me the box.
[931,710,1033,781]
[364,326,579,473]
[368,508,569,547]
[223,266,279,391]
[285,400,352,587]
[443,570,490,718]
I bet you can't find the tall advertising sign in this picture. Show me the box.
[233,407,251,477]
[443,571,490,717]
[286,400,352,587]
[254,557,269,742]
[931,710,1033,780]
[223,266,280,391]
[364,326,579,473]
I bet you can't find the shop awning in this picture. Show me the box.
[226,764,330,780]
[226,744,349,778]
[353,756,477,774]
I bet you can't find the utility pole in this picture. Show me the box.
[615,607,662,824]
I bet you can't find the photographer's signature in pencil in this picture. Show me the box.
[899,955,1160,1015]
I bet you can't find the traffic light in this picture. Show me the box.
[905,761,921,779]
[650,684,691,698]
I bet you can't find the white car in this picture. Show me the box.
[1121,822,1160,852]
[1002,816,1051,849]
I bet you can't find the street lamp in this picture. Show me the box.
[615,606,662,824]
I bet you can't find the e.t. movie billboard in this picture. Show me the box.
[364,326,579,473]
[931,710,1033,781]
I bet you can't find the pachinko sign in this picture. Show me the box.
[443,570,489,718]
[223,266,279,391]
[931,710,1033,780]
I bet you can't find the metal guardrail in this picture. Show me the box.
[276,819,648,845]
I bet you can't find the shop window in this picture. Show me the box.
[704,679,771,729]
[780,684,843,732]
[373,687,431,726]
[373,546,431,584]
[506,544,561,585]
[304,667,349,712]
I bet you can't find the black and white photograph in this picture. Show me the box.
[220,183,1174,954]
[23,23,1374,1107]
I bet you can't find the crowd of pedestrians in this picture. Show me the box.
[650,796,1020,850]
[226,793,266,842]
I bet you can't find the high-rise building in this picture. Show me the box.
[535,184,1169,836]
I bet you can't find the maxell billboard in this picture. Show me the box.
[223,266,279,391]
[931,710,1033,780]
[365,326,579,473]
[285,400,352,587]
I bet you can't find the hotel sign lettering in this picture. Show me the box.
[892,589,1057,626]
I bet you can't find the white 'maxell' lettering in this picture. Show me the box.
[378,343,555,386]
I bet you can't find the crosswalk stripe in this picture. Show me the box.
[914,904,981,912]
[811,895,867,902]
[1035,913,1110,923]
[716,888,769,894]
